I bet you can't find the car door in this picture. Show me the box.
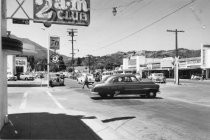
[111,77,125,94]
[123,76,142,94]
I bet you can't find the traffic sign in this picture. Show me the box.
[13,18,30,24]
[50,36,60,50]
[50,54,59,63]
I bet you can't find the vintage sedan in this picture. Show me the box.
[91,74,160,98]
[49,73,65,87]
[149,73,166,83]
[7,72,17,81]
[19,73,34,80]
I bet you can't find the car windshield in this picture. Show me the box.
[101,75,113,82]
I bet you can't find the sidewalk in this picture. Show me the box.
[7,78,48,87]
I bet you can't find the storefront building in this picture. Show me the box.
[122,49,209,79]
[201,44,210,79]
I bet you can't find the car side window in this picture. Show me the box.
[124,76,131,82]
[130,76,138,82]
[113,77,118,82]
[113,77,124,83]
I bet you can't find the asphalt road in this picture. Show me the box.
[7,78,210,140]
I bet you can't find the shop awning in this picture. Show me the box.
[2,37,23,54]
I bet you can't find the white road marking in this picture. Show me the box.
[46,91,65,110]
[19,92,28,109]
[166,97,210,107]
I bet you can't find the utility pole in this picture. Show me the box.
[167,29,184,85]
[67,29,77,79]
[87,54,91,73]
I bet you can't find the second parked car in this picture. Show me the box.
[49,73,65,87]
[149,73,166,83]
[19,73,34,80]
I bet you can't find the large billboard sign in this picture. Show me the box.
[33,0,90,26]
[201,44,210,68]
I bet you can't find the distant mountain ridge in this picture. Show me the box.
[112,48,200,59]
[11,35,201,61]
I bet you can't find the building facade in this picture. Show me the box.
[122,48,209,79]
[201,44,210,79]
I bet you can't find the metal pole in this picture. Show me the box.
[167,29,184,85]
[67,29,77,79]
[89,56,90,73]
[175,29,179,85]
[47,35,50,88]
[71,29,74,78]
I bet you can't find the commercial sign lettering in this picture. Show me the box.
[16,58,27,66]
[33,0,90,26]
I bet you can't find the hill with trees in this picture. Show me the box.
[10,35,201,72]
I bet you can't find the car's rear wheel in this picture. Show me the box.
[147,91,156,98]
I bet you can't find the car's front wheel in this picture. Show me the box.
[147,91,156,98]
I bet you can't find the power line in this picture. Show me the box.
[91,0,143,10]
[92,0,197,52]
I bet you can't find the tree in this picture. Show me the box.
[35,58,47,71]
[76,57,82,66]
[28,56,35,71]
[58,56,66,71]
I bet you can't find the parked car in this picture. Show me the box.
[7,72,17,81]
[77,73,95,84]
[19,73,34,80]
[149,73,166,83]
[49,73,65,87]
[91,74,160,98]
[191,74,202,80]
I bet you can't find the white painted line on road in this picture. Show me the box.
[45,90,126,140]
[46,91,65,110]
[19,92,28,110]
[166,97,210,107]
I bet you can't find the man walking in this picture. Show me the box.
[82,74,89,89]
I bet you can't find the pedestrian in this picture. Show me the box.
[82,74,89,89]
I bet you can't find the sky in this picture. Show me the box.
[6,0,210,57]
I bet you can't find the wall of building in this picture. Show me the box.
[201,44,210,79]
[7,55,16,75]
[0,0,8,130]
[15,57,28,73]
[122,54,206,79]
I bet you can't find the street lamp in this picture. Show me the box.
[87,55,91,73]
[112,7,117,16]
